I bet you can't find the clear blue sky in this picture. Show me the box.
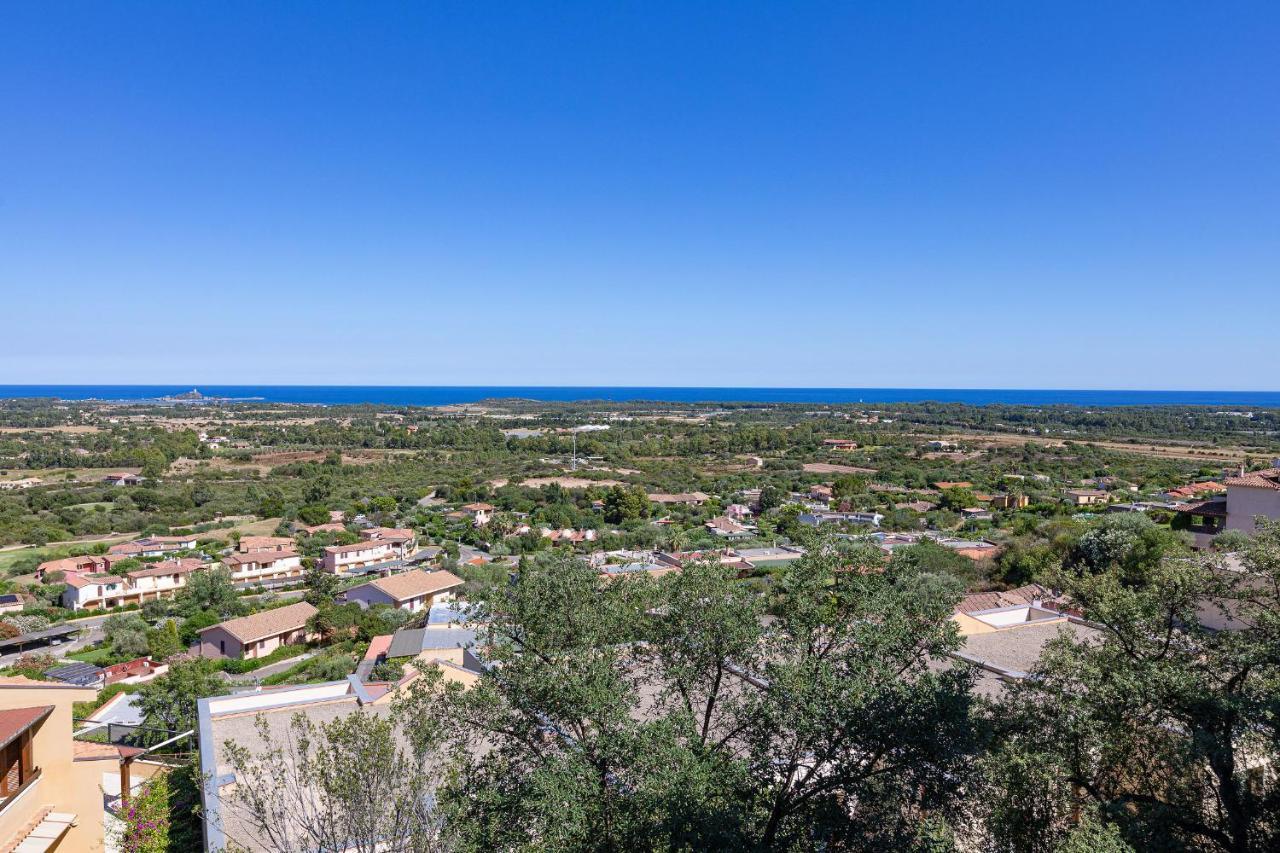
[1,2,1276,389]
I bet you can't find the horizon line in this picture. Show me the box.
[0,383,1278,395]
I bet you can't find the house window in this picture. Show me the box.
[219,640,225,655]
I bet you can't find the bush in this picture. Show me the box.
[370,660,404,682]
[110,769,171,853]
[218,643,307,674]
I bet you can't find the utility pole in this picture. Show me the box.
[571,430,577,471]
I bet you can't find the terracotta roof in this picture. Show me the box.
[200,601,318,644]
[127,558,206,579]
[362,527,415,541]
[461,503,495,512]
[223,550,299,566]
[1224,468,1280,491]
[958,584,1053,615]
[238,536,295,552]
[0,706,52,750]
[63,572,124,589]
[355,570,463,603]
[1178,498,1228,518]
[38,555,113,575]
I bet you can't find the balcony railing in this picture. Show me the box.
[0,766,42,817]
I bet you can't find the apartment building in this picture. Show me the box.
[60,558,208,611]
[320,540,397,574]
[359,526,418,557]
[237,535,296,553]
[220,550,304,584]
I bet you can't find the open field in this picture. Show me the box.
[936,432,1258,464]
[803,462,878,475]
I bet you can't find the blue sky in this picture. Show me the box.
[1,2,1276,389]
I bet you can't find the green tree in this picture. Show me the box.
[145,620,183,661]
[103,612,151,660]
[985,520,1280,852]
[602,485,650,524]
[222,704,445,852]
[176,567,243,619]
[137,658,227,733]
[303,563,341,607]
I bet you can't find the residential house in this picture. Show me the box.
[1163,481,1227,502]
[198,601,317,659]
[933,481,973,490]
[705,516,752,538]
[1175,466,1280,545]
[102,472,144,486]
[798,510,884,528]
[358,526,418,557]
[37,555,119,580]
[221,550,304,584]
[960,507,994,522]
[198,680,398,852]
[988,493,1030,510]
[821,439,859,451]
[320,541,397,574]
[107,535,198,558]
[237,535,295,553]
[0,595,23,615]
[808,484,834,503]
[1221,467,1280,534]
[458,503,494,526]
[1063,488,1110,506]
[724,503,753,521]
[341,569,463,613]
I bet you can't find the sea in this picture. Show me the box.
[0,385,1277,408]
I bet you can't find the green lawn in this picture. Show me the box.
[66,646,116,665]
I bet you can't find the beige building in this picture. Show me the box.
[342,570,463,613]
[60,559,209,611]
[236,535,296,553]
[0,676,161,852]
[320,541,396,574]
[220,550,303,584]
[198,601,317,659]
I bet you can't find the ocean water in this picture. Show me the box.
[0,385,1277,407]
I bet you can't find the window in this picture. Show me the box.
[219,640,225,655]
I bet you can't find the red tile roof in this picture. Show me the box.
[1224,468,1280,491]
[0,705,53,750]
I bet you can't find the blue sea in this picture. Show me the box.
[0,385,1277,407]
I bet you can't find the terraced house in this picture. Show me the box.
[106,534,198,558]
[60,559,209,611]
[220,549,303,584]
[320,540,398,574]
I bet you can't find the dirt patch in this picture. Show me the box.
[512,476,623,489]
[803,462,878,475]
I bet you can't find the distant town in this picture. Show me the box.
[0,394,1274,850]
